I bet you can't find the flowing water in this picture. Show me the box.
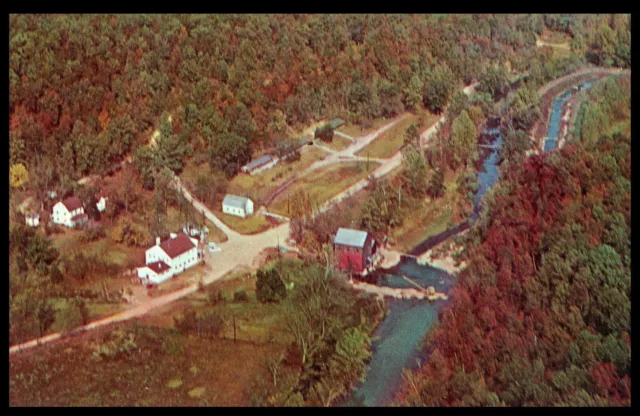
[543,80,595,151]
[341,80,594,406]
[341,121,503,407]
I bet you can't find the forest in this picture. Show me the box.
[9,14,630,194]
[397,74,631,407]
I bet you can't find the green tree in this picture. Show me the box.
[450,110,478,168]
[478,66,509,100]
[256,268,287,303]
[422,64,457,114]
[329,327,372,388]
[35,300,56,337]
[427,166,446,199]
[361,179,403,234]
[402,145,429,197]
[403,123,420,148]
[208,132,251,178]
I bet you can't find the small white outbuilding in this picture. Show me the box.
[222,194,254,218]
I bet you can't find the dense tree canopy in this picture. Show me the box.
[12,13,623,189]
[398,130,631,407]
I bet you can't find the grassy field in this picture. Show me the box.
[214,211,272,235]
[9,325,285,406]
[50,229,142,268]
[389,169,467,252]
[9,260,310,406]
[356,111,438,159]
[337,118,390,139]
[268,162,372,217]
[182,148,327,208]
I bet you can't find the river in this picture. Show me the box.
[341,79,596,407]
[543,80,594,151]
[341,120,503,407]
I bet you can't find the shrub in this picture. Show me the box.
[80,224,106,242]
[233,289,249,302]
[207,289,225,305]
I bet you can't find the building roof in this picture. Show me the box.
[223,194,251,210]
[334,228,369,248]
[95,191,107,201]
[159,233,196,259]
[71,213,88,222]
[329,119,345,129]
[146,261,171,275]
[61,196,83,212]
[243,155,274,171]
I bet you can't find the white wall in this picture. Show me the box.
[145,245,171,265]
[168,247,199,274]
[223,204,246,218]
[96,198,106,212]
[52,203,85,227]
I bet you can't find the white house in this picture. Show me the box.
[222,194,254,218]
[137,233,200,285]
[25,212,40,227]
[52,196,88,228]
[95,192,108,212]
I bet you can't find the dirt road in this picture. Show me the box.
[7,82,480,355]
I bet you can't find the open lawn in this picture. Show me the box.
[356,111,438,159]
[214,211,272,235]
[268,162,372,217]
[338,118,390,139]
[228,147,326,204]
[50,228,140,268]
[389,169,467,253]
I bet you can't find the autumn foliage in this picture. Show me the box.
[397,132,631,406]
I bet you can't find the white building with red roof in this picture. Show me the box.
[137,232,200,285]
[52,196,88,228]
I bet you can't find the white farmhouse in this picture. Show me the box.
[222,194,254,218]
[25,212,40,227]
[137,233,200,285]
[95,192,108,212]
[52,196,88,228]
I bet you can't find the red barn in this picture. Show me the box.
[333,228,378,274]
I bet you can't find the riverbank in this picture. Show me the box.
[416,235,467,275]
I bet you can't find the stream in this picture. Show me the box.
[340,79,596,407]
